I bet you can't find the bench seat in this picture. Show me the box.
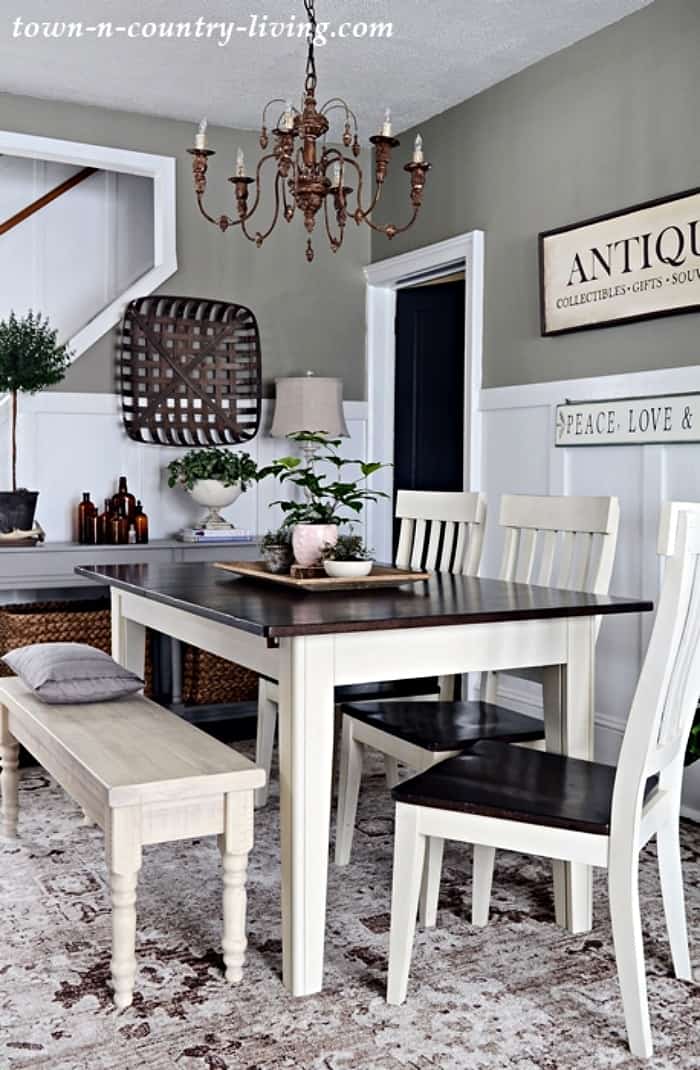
[0,676,264,1009]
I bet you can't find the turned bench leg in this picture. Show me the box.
[0,704,19,839]
[220,790,254,983]
[107,807,142,1010]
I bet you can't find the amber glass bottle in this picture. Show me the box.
[97,499,112,545]
[133,501,149,544]
[77,492,97,545]
[111,476,136,523]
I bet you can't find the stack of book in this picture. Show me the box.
[178,528,256,544]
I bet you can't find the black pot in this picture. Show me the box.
[0,490,39,533]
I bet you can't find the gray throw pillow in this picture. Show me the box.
[1,642,144,704]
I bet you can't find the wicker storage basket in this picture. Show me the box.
[181,646,259,705]
[0,601,112,675]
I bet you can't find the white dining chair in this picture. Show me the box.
[335,494,620,867]
[254,490,488,807]
[385,501,699,1060]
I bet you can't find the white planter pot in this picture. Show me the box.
[292,524,338,567]
[186,479,242,528]
[323,559,374,579]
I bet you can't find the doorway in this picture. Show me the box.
[364,231,485,562]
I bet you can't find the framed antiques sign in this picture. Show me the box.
[555,392,700,447]
[539,187,700,335]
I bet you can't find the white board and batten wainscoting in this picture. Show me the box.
[0,392,369,544]
[480,362,700,819]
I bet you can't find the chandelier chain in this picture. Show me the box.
[304,0,317,92]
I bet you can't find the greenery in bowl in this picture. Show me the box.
[260,527,292,551]
[321,534,373,562]
[167,448,259,491]
[259,431,389,526]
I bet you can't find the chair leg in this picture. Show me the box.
[608,849,653,1059]
[471,845,496,927]
[387,803,426,1006]
[334,716,364,865]
[384,755,401,790]
[656,820,693,981]
[481,670,498,705]
[419,836,444,928]
[255,680,277,808]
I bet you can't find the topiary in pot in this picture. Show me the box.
[260,527,293,573]
[0,310,72,534]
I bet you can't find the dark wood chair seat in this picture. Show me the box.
[340,700,545,751]
[392,741,656,835]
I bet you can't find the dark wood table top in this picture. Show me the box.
[76,561,653,642]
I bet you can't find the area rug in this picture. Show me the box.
[1,749,698,1069]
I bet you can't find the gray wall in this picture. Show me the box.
[373,0,700,389]
[0,93,369,398]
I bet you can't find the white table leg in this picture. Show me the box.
[277,634,335,996]
[110,589,147,678]
[106,806,142,1010]
[220,790,253,983]
[542,664,567,927]
[0,704,19,839]
[563,616,595,932]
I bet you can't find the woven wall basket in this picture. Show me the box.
[118,295,262,446]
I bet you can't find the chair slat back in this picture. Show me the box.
[395,490,487,575]
[612,503,700,844]
[497,494,620,600]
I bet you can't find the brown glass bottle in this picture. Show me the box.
[97,499,112,545]
[108,514,129,545]
[111,476,136,523]
[133,501,149,544]
[78,492,97,545]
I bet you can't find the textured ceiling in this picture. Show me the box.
[0,0,653,133]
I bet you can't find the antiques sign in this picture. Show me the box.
[555,393,700,447]
[540,188,700,335]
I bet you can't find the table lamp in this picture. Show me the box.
[270,372,349,462]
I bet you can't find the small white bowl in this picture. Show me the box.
[323,559,373,579]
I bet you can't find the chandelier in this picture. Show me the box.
[187,0,431,262]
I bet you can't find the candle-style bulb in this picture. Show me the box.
[330,162,341,188]
[282,100,294,130]
[381,108,392,137]
[236,147,246,177]
[195,117,208,150]
[412,133,424,163]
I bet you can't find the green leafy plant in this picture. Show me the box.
[321,533,373,562]
[259,431,389,526]
[167,448,259,491]
[260,527,292,551]
[0,311,72,491]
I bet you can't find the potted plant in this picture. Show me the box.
[321,533,374,578]
[260,527,293,574]
[260,431,389,567]
[0,310,72,534]
[167,447,259,528]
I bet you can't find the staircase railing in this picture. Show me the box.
[0,166,97,237]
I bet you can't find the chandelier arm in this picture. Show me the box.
[340,155,383,219]
[323,189,345,251]
[361,204,420,238]
[195,193,239,230]
[236,150,282,222]
[240,169,284,246]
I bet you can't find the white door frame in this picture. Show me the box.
[364,231,485,561]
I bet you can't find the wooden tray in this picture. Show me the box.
[214,559,430,592]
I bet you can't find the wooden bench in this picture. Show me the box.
[0,676,265,1009]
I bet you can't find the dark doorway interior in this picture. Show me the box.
[393,276,465,545]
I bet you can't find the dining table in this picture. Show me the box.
[76,560,652,997]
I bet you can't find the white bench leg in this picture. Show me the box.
[255,680,277,809]
[107,807,142,1010]
[0,705,19,839]
[335,715,364,866]
[220,790,254,984]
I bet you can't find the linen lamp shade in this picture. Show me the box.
[270,374,349,438]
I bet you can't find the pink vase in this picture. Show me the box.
[292,524,338,567]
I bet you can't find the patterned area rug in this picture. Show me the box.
[1,749,698,1070]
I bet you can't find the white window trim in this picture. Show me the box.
[0,130,177,360]
[364,231,485,561]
